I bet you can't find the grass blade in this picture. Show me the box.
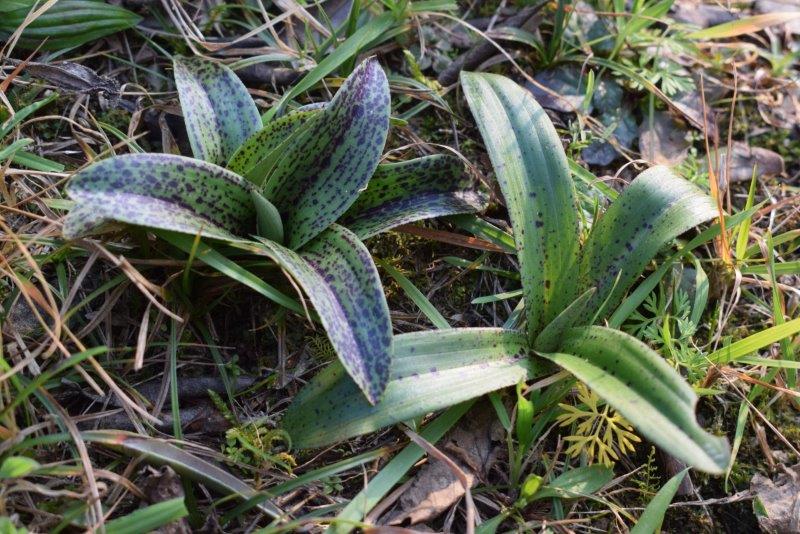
[630,470,687,534]
[104,497,187,534]
[83,431,283,518]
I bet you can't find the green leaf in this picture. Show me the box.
[0,0,141,51]
[82,430,283,518]
[631,470,687,534]
[251,190,284,243]
[708,317,800,364]
[0,457,40,479]
[686,12,800,40]
[540,326,730,474]
[263,58,391,249]
[576,166,717,323]
[377,259,450,329]
[250,225,392,403]
[340,154,488,240]
[0,93,59,139]
[173,56,261,166]
[227,108,321,184]
[332,403,472,534]
[533,464,614,500]
[283,328,535,449]
[104,498,188,534]
[534,288,595,352]
[63,154,271,241]
[159,231,303,315]
[266,12,396,119]
[461,71,580,336]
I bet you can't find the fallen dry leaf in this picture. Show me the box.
[721,141,785,184]
[751,463,800,533]
[639,112,690,165]
[382,402,503,527]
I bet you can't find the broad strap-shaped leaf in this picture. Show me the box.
[540,326,730,474]
[63,154,273,241]
[173,56,261,165]
[283,328,535,449]
[575,166,717,323]
[461,71,580,337]
[262,58,390,249]
[251,225,391,403]
[227,108,321,183]
[340,154,489,240]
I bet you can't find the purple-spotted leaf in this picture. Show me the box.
[227,108,321,184]
[174,56,261,166]
[262,58,390,249]
[575,166,717,323]
[540,326,730,474]
[63,154,275,241]
[250,224,392,403]
[340,154,489,240]
[462,71,581,338]
[283,328,535,449]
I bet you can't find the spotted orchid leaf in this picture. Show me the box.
[248,224,392,403]
[340,154,489,240]
[540,326,730,474]
[574,166,718,323]
[262,58,391,249]
[227,108,321,184]
[174,56,261,166]
[461,71,581,338]
[62,154,280,241]
[283,328,535,449]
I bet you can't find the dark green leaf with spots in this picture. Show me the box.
[340,154,489,240]
[262,58,390,249]
[63,154,270,241]
[461,71,580,338]
[574,166,717,323]
[283,328,535,449]
[540,326,730,474]
[250,224,392,403]
[174,56,261,166]
[227,108,321,184]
